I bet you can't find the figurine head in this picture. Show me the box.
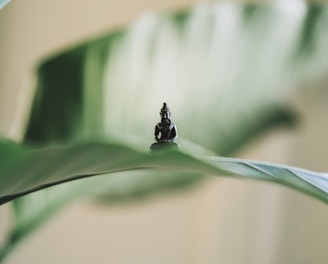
[160,102,171,120]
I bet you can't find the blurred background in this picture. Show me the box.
[1,0,328,263]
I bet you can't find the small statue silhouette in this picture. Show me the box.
[150,103,179,151]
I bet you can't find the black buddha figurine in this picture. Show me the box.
[150,103,179,151]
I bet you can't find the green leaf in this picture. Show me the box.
[3,3,328,261]
[1,141,328,205]
[0,0,10,9]
[2,141,328,260]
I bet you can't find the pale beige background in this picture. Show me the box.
[1,1,328,263]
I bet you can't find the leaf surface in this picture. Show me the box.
[1,141,328,205]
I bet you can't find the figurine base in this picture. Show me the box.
[150,141,180,152]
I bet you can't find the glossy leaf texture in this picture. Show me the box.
[1,141,328,205]
[2,140,328,261]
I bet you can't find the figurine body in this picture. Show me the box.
[150,103,179,151]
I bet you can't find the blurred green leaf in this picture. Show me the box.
[2,2,328,262]
[0,0,10,10]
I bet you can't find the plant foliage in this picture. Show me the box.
[2,2,328,262]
